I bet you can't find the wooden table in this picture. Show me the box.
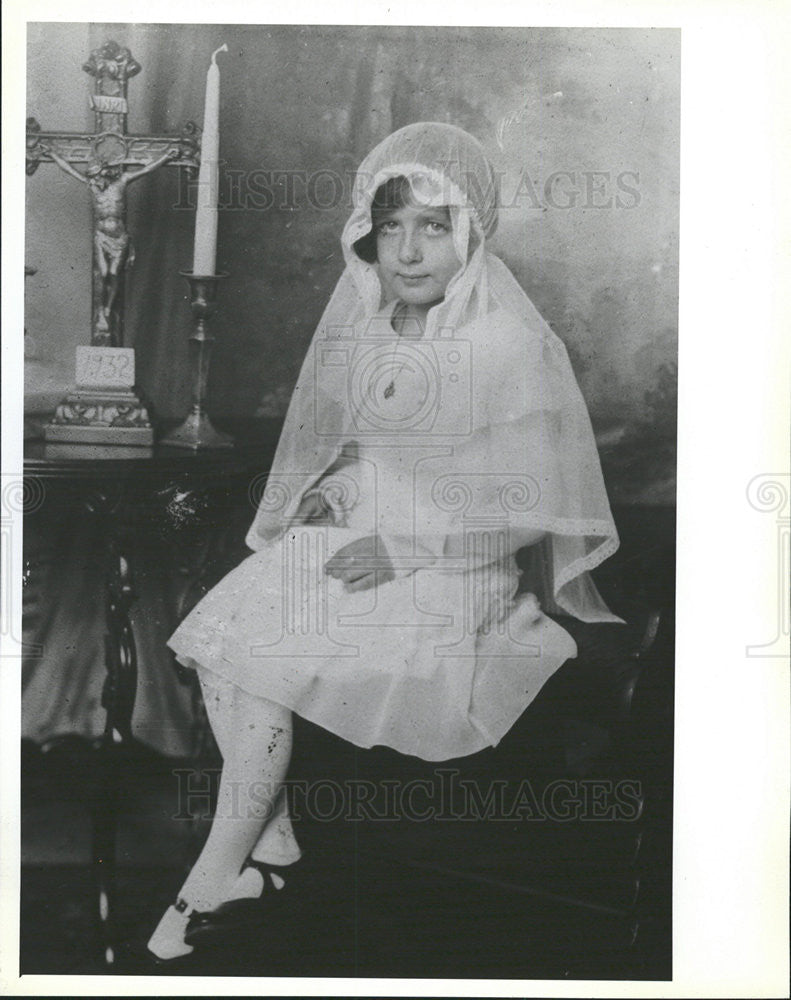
[23,424,280,966]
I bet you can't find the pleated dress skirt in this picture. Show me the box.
[167,454,576,762]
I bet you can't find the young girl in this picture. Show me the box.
[147,121,620,960]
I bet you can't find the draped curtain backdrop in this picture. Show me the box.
[23,24,679,753]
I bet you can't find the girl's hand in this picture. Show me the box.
[325,536,395,592]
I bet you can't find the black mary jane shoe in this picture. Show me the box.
[183,858,297,947]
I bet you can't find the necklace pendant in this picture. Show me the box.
[384,381,395,399]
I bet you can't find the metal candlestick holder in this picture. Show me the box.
[160,271,233,450]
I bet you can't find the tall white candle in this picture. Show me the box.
[192,44,228,275]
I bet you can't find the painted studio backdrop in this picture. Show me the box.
[23,23,679,753]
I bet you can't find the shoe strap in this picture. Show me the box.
[243,856,298,887]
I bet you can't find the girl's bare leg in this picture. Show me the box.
[147,675,297,959]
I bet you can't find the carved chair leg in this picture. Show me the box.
[91,525,138,968]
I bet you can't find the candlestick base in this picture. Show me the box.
[160,269,232,450]
[159,410,233,450]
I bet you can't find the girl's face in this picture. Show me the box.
[374,204,461,313]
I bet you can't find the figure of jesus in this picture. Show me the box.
[47,147,176,343]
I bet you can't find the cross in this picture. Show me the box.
[26,40,201,347]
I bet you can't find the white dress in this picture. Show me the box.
[168,309,577,762]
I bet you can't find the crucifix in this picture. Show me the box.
[26,40,201,444]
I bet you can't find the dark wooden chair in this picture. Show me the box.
[286,504,675,974]
[160,493,674,974]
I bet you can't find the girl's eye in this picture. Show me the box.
[374,217,450,237]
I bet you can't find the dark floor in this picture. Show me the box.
[20,736,671,980]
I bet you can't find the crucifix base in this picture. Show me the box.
[44,388,154,446]
[44,346,154,446]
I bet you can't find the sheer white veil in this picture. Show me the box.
[247,122,620,623]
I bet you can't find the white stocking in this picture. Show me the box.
[147,674,297,959]
[199,672,302,866]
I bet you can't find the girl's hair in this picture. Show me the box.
[353,174,479,265]
[353,175,414,264]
